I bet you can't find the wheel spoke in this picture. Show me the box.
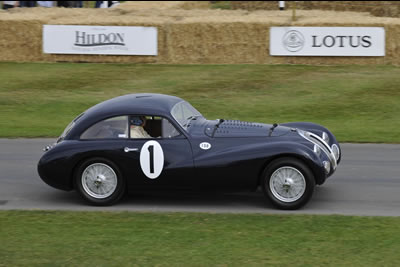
[81,163,118,199]
[269,166,306,203]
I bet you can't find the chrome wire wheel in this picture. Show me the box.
[81,163,118,199]
[269,166,306,203]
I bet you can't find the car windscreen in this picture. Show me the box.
[57,113,84,142]
[171,101,202,130]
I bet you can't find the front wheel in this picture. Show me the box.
[74,157,126,206]
[262,157,315,210]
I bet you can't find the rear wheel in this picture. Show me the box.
[74,157,126,206]
[262,157,315,210]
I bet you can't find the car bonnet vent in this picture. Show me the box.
[222,120,263,129]
[205,119,271,138]
[135,95,152,98]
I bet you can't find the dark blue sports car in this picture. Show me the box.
[38,93,341,209]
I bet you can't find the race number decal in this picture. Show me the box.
[199,142,211,150]
[140,140,164,179]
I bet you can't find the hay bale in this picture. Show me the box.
[116,1,209,11]
[231,1,400,18]
[179,1,210,10]
[1,7,400,65]
[117,1,184,10]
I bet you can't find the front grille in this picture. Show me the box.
[298,130,338,170]
[310,135,331,153]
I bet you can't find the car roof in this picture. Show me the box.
[67,93,184,139]
[85,93,183,117]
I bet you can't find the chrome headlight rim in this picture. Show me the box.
[331,144,340,161]
[313,144,321,157]
[298,129,338,170]
[322,132,329,144]
[323,160,331,174]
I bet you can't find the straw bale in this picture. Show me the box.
[1,6,400,65]
[179,1,210,10]
[117,1,209,10]
[117,1,185,10]
[231,1,400,18]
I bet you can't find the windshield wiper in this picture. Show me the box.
[269,123,278,136]
[182,116,199,128]
[211,119,225,137]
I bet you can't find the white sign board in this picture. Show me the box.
[43,25,157,55]
[270,27,385,56]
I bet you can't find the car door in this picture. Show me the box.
[121,116,195,191]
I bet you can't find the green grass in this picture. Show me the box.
[1,62,400,142]
[0,211,399,266]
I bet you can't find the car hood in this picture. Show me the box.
[204,119,291,138]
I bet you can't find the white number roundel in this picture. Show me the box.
[139,140,164,179]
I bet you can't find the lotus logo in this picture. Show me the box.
[283,30,305,52]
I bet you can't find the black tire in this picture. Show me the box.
[261,157,315,210]
[74,157,126,206]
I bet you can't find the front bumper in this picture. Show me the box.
[298,129,340,177]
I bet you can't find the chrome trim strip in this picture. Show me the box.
[298,130,338,170]
[331,144,340,161]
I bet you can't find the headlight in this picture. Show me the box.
[313,144,321,156]
[323,161,331,174]
[332,144,340,161]
[322,132,329,143]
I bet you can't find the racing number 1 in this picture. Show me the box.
[140,140,164,179]
[148,145,154,174]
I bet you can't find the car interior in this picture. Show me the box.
[141,116,181,138]
[80,115,181,139]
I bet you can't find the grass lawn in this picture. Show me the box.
[0,62,399,142]
[0,211,399,266]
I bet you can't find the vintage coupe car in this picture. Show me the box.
[38,93,341,210]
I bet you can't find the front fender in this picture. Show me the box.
[191,137,327,189]
[255,141,327,185]
[281,122,341,164]
[281,122,337,143]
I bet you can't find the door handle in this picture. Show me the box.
[124,147,138,152]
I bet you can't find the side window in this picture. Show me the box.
[129,115,181,139]
[80,116,128,139]
[161,118,180,138]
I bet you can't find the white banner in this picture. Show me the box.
[43,25,158,55]
[270,27,385,56]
